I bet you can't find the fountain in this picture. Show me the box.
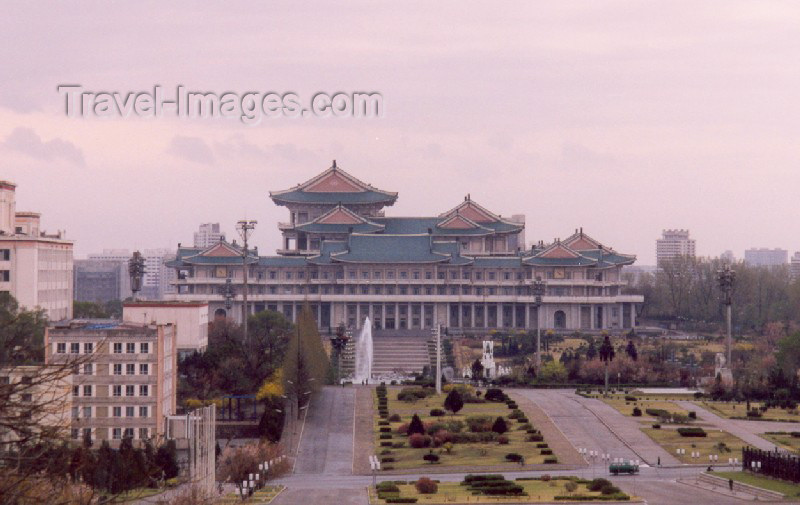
[353,317,373,384]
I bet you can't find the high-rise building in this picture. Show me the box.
[88,249,176,300]
[45,320,177,446]
[0,180,74,320]
[166,162,643,333]
[74,259,132,303]
[193,223,225,249]
[744,248,788,268]
[720,250,735,263]
[656,229,695,268]
[791,252,800,279]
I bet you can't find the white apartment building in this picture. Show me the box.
[88,248,176,300]
[744,248,788,268]
[790,252,800,279]
[656,229,695,268]
[193,223,225,249]
[0,180,74,320]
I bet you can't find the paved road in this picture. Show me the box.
[293,386,356,475]
[516,389,678,466]
[676,401,794,451]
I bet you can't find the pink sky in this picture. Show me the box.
[2,1,800,264]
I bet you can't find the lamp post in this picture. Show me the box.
[434,324,442,395]
[237,219,257,344]
[532,277,545,370]
[223,278,235,313]
[717,264,735,366]
[329,324,350,384]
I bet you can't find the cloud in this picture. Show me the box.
[166,135,215,165]
[3,127,85,165]
[558,142,617,171]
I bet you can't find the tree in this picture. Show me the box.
[155,440,180,480]
[586,339,597,360]
[470,359,484,381]
[538,361,568,383]
[217,441,289,497]
[407,413,425,436]
[283,304,330,417]
[599,335,616,394]
[625,340,638,361]
[443,389,464,415]
[491,416,508,434]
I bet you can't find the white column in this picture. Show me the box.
[382,304,387,329]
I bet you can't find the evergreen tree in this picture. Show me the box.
[625,340,638,361]
[284,304,330,416]
[471,359,484,380]
[491,416,508,434]
[155,440,180,480]
[586,339,598,360]
[599,335,616,394]
[407,413,426,436]
[443,389,464,415]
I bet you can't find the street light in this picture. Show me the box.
[329,325,350,384]
[223,278,235,311]
[717,264,735,365]
[128,251,146,301]
[531,277,545,370]
[237,219,257,344]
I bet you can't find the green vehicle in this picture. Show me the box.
[609,462,639,475]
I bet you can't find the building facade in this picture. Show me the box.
[744,248,788,268]
[167,163,643,333]
[122,301,209,357]
[74,258,132,303]
[45,320,177,445]
[0,180,74,320]
[656,229,695,268]
[88,249,176,300]
[193,223,225,249]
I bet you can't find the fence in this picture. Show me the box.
[743,446,800,483]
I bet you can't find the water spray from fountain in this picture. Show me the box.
[353,316,373,384]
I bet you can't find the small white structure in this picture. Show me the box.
[462,340,511,379]
[123,301,209,357]
[714,352,734,386]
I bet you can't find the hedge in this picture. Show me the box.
[646,408,669,418]
[677,427,707,437]
[385,498,418,503]
[544,457,558,464]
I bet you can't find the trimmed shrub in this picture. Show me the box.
[388,413,402,422]
[409,433,429,448]
[385,498,417,504]
[492,417,509,434]
[379,420,390,426]
[505,453,523,463]
[380,427,391,433]
[508,409,523,420]
[677,427,707,437]
[423,452,440,464]
[392,441,406,448]
[429,408,445,417]
[625,395,637,402]
[407,414,425,436]
[466,415,494,433]
[381,456,395,463]
[652,423,661,429]
[544,457,558,464]
[380,434,392,440]
[688,411,697,419]
[536,443,549,449]
[398,387,434,402]
[497,435,509,445]
[527,434,544,442]
[516,417,529,423]
[588,478,612,492]
[415,477,438,494]
[377,482,400,493]
[380,441,392,447]
[485,388,506,402]
[747,409,762,418]
[646,408,669,418]
[632,407,642,417]
[540,449,553,455]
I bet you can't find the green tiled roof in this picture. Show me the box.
[307,241,348,265]
[522,256,597,266]
[373,217,517,236]
[331,234,450,264]
[294,221,384,234]
[270,190,397,205]
[578,249,637,266]
[259,256,310,267]
[473,257,523,267]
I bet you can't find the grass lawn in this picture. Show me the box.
[375,388,551,470]
[371,479,623,504]
[761,433,800,452]
[601,396,690,419]
[700,401,800,422]
[711,471,800,498]
[641,427,746,464]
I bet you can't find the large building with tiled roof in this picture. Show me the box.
[167,161,643,333]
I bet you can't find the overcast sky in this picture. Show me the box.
[2,1,799,264]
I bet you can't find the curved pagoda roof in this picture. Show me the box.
[269,160,397,206]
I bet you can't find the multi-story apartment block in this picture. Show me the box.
[166,162,643,333]
[45,320,176,445]
[0,181,74,320]
[656,229,695,268]
[193,223,225,249]
[74,258,132,303]
[0,365,73,447]
[744,248,788,268]
[790,252,800,279]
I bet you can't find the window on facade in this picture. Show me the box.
[400,271,408,279]
[298,271,305,279]
[437,271,445,280]
[386,286,395,295]
[83,406,91,419]
[126,364,135,375]
[449,271,457,279]
[489,272,496,280]
[113,428,121,440]
[83,385,92,397]
[412,271,420,280]
[21,393,32,402]
[70,343,80,354]
[113,406,122,417]
[83,428,91,441]
[399,286,408,295]
[269,271,277,279]
[139,427,149,439]
[362,271,369,279]
[386,271,395,279]
[126,385,134,397]
[139,385,149,397]
[126,406,135,417]
[360,285,368,294]
[72,386,79,397]
[113,385,122,397]
[476,271,483,280]
[503,272,511,280]
[71,428,79,440]
[450,287,457,295]
[113,364,122,375]
[139,406,148,418]
[374,271,382,279]
[348,286,356,294]
[348,270,356,279]
[425,287,432,295]
[0,270,9,282]
[124,427,134,439]
[56,342,66,354]
[113,342,122,353]
[140,364,149,375]
[412,287,420,295]
[462,271,470,280]
[140,343,149,354]
[0,249,9,261]
[72,406,79,419]
[126,343,135,354]
[83,364,92,375]
[83,342,93,354]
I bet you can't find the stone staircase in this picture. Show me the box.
[371,336,431,376]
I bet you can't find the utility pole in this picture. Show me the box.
[435,324,442,395]
[237,220,257,344]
